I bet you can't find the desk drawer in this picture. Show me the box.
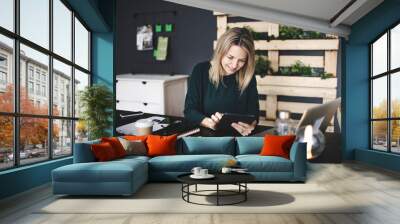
[116,80,163,103]
[116,100,164,114]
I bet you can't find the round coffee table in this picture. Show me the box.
[177,173,255,206]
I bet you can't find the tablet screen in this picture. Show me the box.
[217,113,256,130]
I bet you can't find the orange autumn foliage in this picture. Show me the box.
[0,85,59,149]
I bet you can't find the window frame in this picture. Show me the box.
[0,0,92,171]
[370,20,400,154]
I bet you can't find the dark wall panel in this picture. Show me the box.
[116,0,216,75]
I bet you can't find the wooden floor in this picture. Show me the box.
[1,162,400,224]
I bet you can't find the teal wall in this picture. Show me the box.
[0,0,115,200]
[92,32,114,135]
[0,158,72,199]
[344,0,400,171]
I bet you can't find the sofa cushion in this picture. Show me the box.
[91,142,118,161]
[147,134,177,157]
[101,137,127,158]
[260,135,296,159]
[236,137,263,155]
[180,137,235,155]
[118,138,147,156]
[148,154,235,172]
[124,135,148,142]
[236,155,293,172]
[52,159,147,183]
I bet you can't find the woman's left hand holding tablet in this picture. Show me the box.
[201,112,223,130]
[231,120,256,136]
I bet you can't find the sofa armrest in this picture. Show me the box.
[289,142,307,181]
[73,140,100,163]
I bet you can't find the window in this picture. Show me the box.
[0,71,6,84]
[74,69,89,118]
[42,85,46,97]
[0,55,7,67]
[0,0,14,32]
[20,0,49,49]
[53,59,72,117]
[75,18,90,70]
[0,0,91,170]
[35,70,41,81]
[28,81,34,94]
[53,0,72,60]
[35,84,40,96]
[28,67,34,80]
[0,54,7,89]
[370,23,400,154]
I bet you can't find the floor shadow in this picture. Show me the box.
[203,190,295,207]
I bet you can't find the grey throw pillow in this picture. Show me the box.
[118,137,147,156]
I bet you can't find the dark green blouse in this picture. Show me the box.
[184,61,260,125]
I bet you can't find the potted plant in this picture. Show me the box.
[79,84,113,140]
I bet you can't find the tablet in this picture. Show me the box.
[217,113,256,130]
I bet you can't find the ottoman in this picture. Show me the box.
[52,157,148,196]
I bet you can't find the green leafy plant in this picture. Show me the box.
[277,61,335,79]
[255,56,273,77]
[320,72,334,79]
[79,84,113,140]
[280,60,312,76]
[279,25,328,39]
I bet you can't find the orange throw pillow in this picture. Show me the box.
[146,134,177,157]
[91,142,117,161]
[101,137,127,158]
[124,135,148,142]
[259,135,296,159]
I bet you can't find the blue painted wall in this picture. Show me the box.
[92,32,114,135]
[0,158,72,199]
[344,0,400,171]
[0,0,115,200]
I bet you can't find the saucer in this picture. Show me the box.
[190,174,215,179]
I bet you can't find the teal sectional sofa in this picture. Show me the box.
[52,137,307,196]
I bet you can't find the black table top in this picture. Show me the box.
[177,172,255,185]
[116,110,273,137]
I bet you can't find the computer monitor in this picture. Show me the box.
[296,98,341,133]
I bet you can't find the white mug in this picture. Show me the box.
[200,169,208,176]
[221,167,232,174]
[191,167,202,176]
[135,119,153,136]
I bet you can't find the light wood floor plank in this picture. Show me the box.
[1,162,400,224]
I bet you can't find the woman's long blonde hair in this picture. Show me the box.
[209,27,255,94]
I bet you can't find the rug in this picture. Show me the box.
[37,183,361,214]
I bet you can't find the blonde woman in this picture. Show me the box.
[184,27,259,136]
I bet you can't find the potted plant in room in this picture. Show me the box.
[79,84,113,140]
[255,56,273,77]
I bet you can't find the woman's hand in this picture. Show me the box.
[200,112,223,130]
[231,120,257,136]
